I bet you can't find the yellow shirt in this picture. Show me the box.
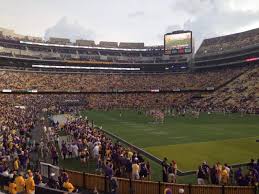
[9,182,17,194]
[25,177,35,194]
[15,176,25,192]
[128,151,133,159]
[9,142,13,149]
[221,169,229,184]
[132,164,139,174]
[63,181,75,192]
[14,160,19,171]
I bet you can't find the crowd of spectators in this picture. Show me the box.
[160,156,259,187]
[0,66,256,113]
[0,94,86,110]
[54,116,152,183]
[0,67,245,92]
[161,158,178,183]
[194,160,259,187]
[194,65,259,112]
[0,97,79,193]
[0,93,188,111]
[196,28,259,56]
[86,93,191,109]
[0,65,256,113]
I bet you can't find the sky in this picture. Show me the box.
[1,0,259,49]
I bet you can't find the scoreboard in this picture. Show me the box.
[164,31,192,55]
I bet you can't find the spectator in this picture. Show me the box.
[202,161,210,184]
[46,173,59,189]
[25,171,35,194]
[146,161,151,181]
[210,165,218,184]
[33,170,42,185]
[132,160,140,180]
[105,163,113,179]
[51,147,58,166]
[13,158,19,172]
[110,176,119,194]
[161,157,168,182]
[61,142,68,160]
[221,167,229,185]
[63,178,75,193]
[179,188,184,194]
[8,179,17,194]
[139,161,148,180]
[235,168,243,186]
[164,188,172,194]
[14,172,25,194]
[197,165,206,185]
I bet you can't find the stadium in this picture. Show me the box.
[0,1,259,194]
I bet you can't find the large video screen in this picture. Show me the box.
[164,31,192,55]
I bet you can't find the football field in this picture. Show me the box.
[82,110,259,172]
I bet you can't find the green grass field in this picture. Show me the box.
[82,110,259,172]
[166,38,190,47]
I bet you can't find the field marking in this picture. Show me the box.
[169,136,186,139]
[142,128,156,132]
[150,131,168,135]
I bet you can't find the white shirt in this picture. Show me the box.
[225,166,230,174]
[93,145,99,156]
